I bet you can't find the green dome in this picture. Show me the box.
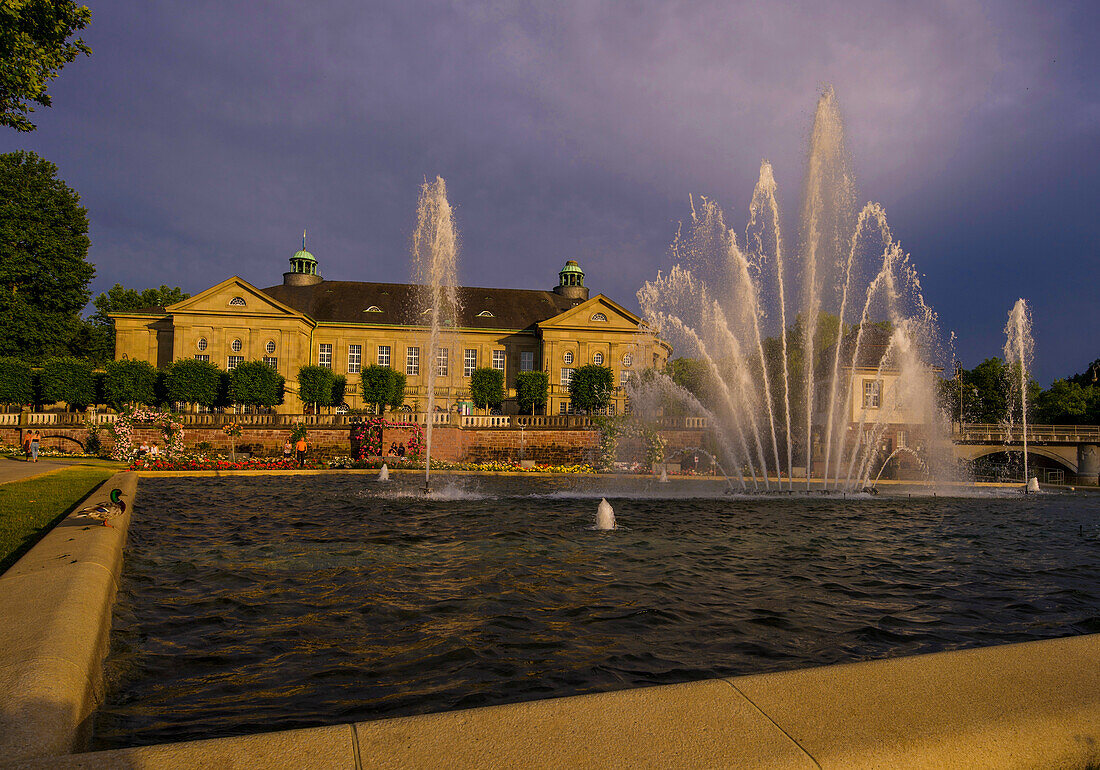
[559,260,583,275]
[293,249,316,263]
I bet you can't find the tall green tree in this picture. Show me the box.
[0,151,93,360]
[163,358,221,408]
[388,371,407,411]
[0,356,32,405]
[298,365,336,412]
[569,364,613,414]
[360,365,394,414]
[1,0,91,132]
[80,284,190,364]
[469,367,504,411]
[229,360,283,409]
[103,358,158,409]
[515,370,548,415]
[38,356,94,409]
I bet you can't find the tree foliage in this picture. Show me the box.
[103,358,158,409]
[163,358,221,408]
[469,367,504,410]
[0,151,93,361]
[1,0,91,132]
[360,365,400,414]
[388,371,406,410]
[298,365,336,411]
[515,370,548,415]
[332,374,347,408]
[569,364,613,414]
[0,356,32,404]
[38,355,94,409]
[229,360,283,408]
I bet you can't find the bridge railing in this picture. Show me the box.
[956,423,1100,442]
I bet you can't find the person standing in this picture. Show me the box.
[282,440,292,461]
[30,431,40,463]
[294,436,308,467]
[22,433,31,460]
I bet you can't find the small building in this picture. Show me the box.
[111,246,670,415]
[812,324,942,477]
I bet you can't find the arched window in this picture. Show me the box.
[365,305,383,313]
[231,339,242,352]
[477,310,494,317]
[229,296,246,306]
[265,340,276,354]
[593,352,604,365]
[622,353,633,367]
[591,312,608,322]
[197,338,208,351]
[563,351,574,365]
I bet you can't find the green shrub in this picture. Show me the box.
[0,357,32,405]
[103,358,158,409]
[38,357,95,409]
[470,367,505,411]
[515,370,549,415]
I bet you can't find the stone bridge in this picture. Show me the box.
[952,423,1100,482]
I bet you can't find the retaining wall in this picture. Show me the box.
[0,425,705,466]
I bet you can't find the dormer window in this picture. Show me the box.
[591,312,608,322]
[229,296,246,306]
[476,310,494,317]
[364,306,383,313]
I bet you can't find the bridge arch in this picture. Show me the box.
[961,446,1077,474]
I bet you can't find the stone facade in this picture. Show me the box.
[112,250,670,416]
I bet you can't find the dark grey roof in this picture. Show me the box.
[260,280,579,330]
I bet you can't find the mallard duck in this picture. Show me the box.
[74,488,127,527]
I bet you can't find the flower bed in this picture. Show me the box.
[129,456,306,472]
[129,454,599,474]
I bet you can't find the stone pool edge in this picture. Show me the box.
[0,471,138,763]
[3,633,1099,769]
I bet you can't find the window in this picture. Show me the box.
[318,343,332,369]
[197,337,208,351]
[622,352,633,367]
[194,354,210,362]
[520,351,534,371]
[437,348,449,376]
[561,368,574,387]
[591,312,608,322]
[348,344,361,374]
[406,346,420,376]
[265,340,276,354]
[620,371,632,388]
[492,350,505,371]
[377,345,391,367]
[477,310,494,317]
[229,296,246,306]
[863,379,881,408]
[365,305,382,313]
[228,355,244,370]
[563,350,574,365]
[231,338,242,353]
[263,356,278,369]
[593,352,604,365]
[896,430,907,448]
[464,349,477,377]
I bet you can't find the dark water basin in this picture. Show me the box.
[92,474,1100,749]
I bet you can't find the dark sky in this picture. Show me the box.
[3,1,1097,384]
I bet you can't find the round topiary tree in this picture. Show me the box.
[470,367,505,412]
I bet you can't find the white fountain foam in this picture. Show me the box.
[595,498,616,530]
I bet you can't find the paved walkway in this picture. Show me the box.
[0,457,73,485]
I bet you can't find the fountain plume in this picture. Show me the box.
[412,177,460,490]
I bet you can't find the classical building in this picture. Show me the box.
[111,245,670,414]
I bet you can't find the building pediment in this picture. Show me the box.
[537,295,641,332]
[162,277,310,321]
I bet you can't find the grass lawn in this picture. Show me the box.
[0,464,122,575]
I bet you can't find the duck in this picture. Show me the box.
[74,488,127,527]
